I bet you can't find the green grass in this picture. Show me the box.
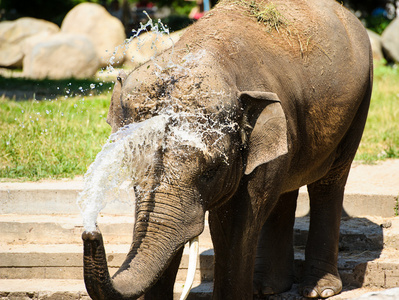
[355,62,399,162]
[0,77,113,180]
[0,62,398,180]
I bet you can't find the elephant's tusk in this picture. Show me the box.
[179,236,199,300]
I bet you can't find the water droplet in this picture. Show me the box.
[90,83,96,89]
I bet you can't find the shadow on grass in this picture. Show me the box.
[0,75,115,101]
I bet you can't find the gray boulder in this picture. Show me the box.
[23,33,100,79]
[367,29,384,61]
[382,18,399,63]
[0,17,59,68]
[61,2,126,67]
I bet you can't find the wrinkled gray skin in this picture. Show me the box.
[82,0,373,299]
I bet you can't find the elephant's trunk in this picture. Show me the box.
[82,192,204,300]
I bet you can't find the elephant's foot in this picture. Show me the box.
[300,272,342,298]
[253,273,293,297]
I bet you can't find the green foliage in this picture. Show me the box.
[160,15,193,31]
[365,16,392,35]
[0,0,86,25]
[162,0,196,16]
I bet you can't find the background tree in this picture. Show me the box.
[342,0,397,34]
[0,0,396,33]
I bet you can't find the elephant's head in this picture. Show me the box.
[82,63,288,299]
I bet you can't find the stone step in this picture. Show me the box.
[294,216,399,251]
[0,279,213,300]
[1,179,397,217]
[0,243,214,283]
[0,214,213,248]
[2,214,399,251]
[2,241,399,290]
[0,279,396,300]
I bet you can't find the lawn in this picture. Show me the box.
[0,62,398,180]
[0,77,113,180]
[356,62,399,161]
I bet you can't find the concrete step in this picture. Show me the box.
[0,279,212,300]
[1,169,398,217]
[2,214,398,251]
[0,279,396,300]
[0,214,212,247]
[2,241,399,290]
[0,243,214,283]
[294,216,399,251]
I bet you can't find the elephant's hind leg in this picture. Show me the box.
[301,75,371,299]
[253,190,298,297]
[300,176,346,299]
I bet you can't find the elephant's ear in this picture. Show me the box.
[107,70,127,131]
[239,91,288,175]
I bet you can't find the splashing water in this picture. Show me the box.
[77,14,237,232]
[76,107,235,232]
[77,115,169,232]
[104,13,175,74]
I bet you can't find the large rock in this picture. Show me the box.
[0,17,59,68]
[23,33,100,79]
[367,29,384,61]
[123,30,185,68]
[381,18,399,63]
[61,2,126,67]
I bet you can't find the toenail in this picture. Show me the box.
[321,289,335,298]
[303,288,318,298]
[262,286,274,295]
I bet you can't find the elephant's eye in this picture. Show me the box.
[200,166,219,182]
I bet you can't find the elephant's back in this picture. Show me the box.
[177,0,371,88]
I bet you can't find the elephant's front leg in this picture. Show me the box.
[208,194,261,300]
[253,189,298,297]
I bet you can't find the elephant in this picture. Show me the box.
[82,0,373,299]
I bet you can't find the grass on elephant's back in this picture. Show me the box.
[355,62,399,162]
[0,95,111,180]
